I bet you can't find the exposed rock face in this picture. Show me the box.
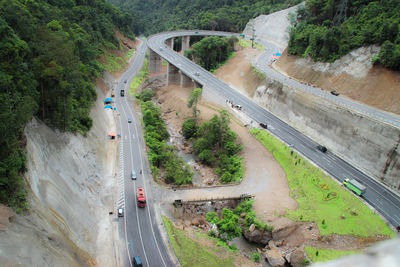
[243,224,273,245]
[272,222,299,240]
[290,248,307,267]
[254,76,400,193]
[265,247,286,267]
[0,78,117,266]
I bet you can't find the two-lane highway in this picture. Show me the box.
[147,31,400,228]
[115,41,174,267]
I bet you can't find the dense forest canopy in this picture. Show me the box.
[0,0,135,210]
[288,0,400,70]
[109,0,302,35]
[185,36,237,71]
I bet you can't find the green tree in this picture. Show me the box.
[182,117,197,139]
[187,87,202,121]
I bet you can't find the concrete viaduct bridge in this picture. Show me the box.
[147,30,236,89]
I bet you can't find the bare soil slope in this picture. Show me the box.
[275,49,400,115]
[214,48,262,97]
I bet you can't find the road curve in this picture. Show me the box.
[147,30,400,228]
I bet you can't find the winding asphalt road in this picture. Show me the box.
[147,31,400,229]
[115,41,174,267]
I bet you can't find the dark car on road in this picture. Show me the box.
[128,118,132,123]
[132,256,142,267]
[330,90,340,96]
[260,123,268,129]
[317,145,327,153]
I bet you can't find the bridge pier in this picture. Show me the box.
[194,80,203,89]
[149,49,161,73]
[181,36,190,54]
[167,62,180,85]
[167,38,174,50]
[179,71,192,88]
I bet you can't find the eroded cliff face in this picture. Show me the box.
[0,75,118,266]
[254,77,400,192]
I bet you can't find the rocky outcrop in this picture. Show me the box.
[265,246,286,267]
[243,224,273,245]
[289,248,308,267]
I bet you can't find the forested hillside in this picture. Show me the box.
[109,0,302,35]
[0,0,135,210]
[288,0,400,70]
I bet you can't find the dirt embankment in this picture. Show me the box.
[274,47,400,115]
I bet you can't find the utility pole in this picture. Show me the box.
[249,19,256,48]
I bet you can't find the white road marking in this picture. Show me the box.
[121,103,149,267]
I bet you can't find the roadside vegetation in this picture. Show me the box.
[304,247,361,263]
[0,0,134,211]
[130,58,149,95]
[139,89,193,185]
[102,52,128,73]
[206,199,273,244]
[183,89,244,183]
[162,216,236,267]
[250,129,395,238]
[288,0,400,70]
[185,36,238,72]
[238,38,264,52]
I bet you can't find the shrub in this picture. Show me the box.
[182,117,197,139]
[251,252,261,262]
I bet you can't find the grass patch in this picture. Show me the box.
[162,216,235,267]
[304,247,361,263]
[238,38,264,52]
[251,65,266,80]
[102,53,126,73]
[129,58,149,95]
[125,48,135,59]
[250,128,395,238]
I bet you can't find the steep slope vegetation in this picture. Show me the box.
[288,0,400,70]
[109,0,302,35]
[0,0,137,210]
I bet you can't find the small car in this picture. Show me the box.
[118,208,124,217]
[124,79,127,83]
[194,71,200,76]
[330,90,339,96]
[128,118,132,123]
[317,145,327,153]
[260,123,268,129]
[159,47,163,51]
[195,31,199,34]
[131,170,137,180]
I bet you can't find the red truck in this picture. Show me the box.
[137,187,146,208]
